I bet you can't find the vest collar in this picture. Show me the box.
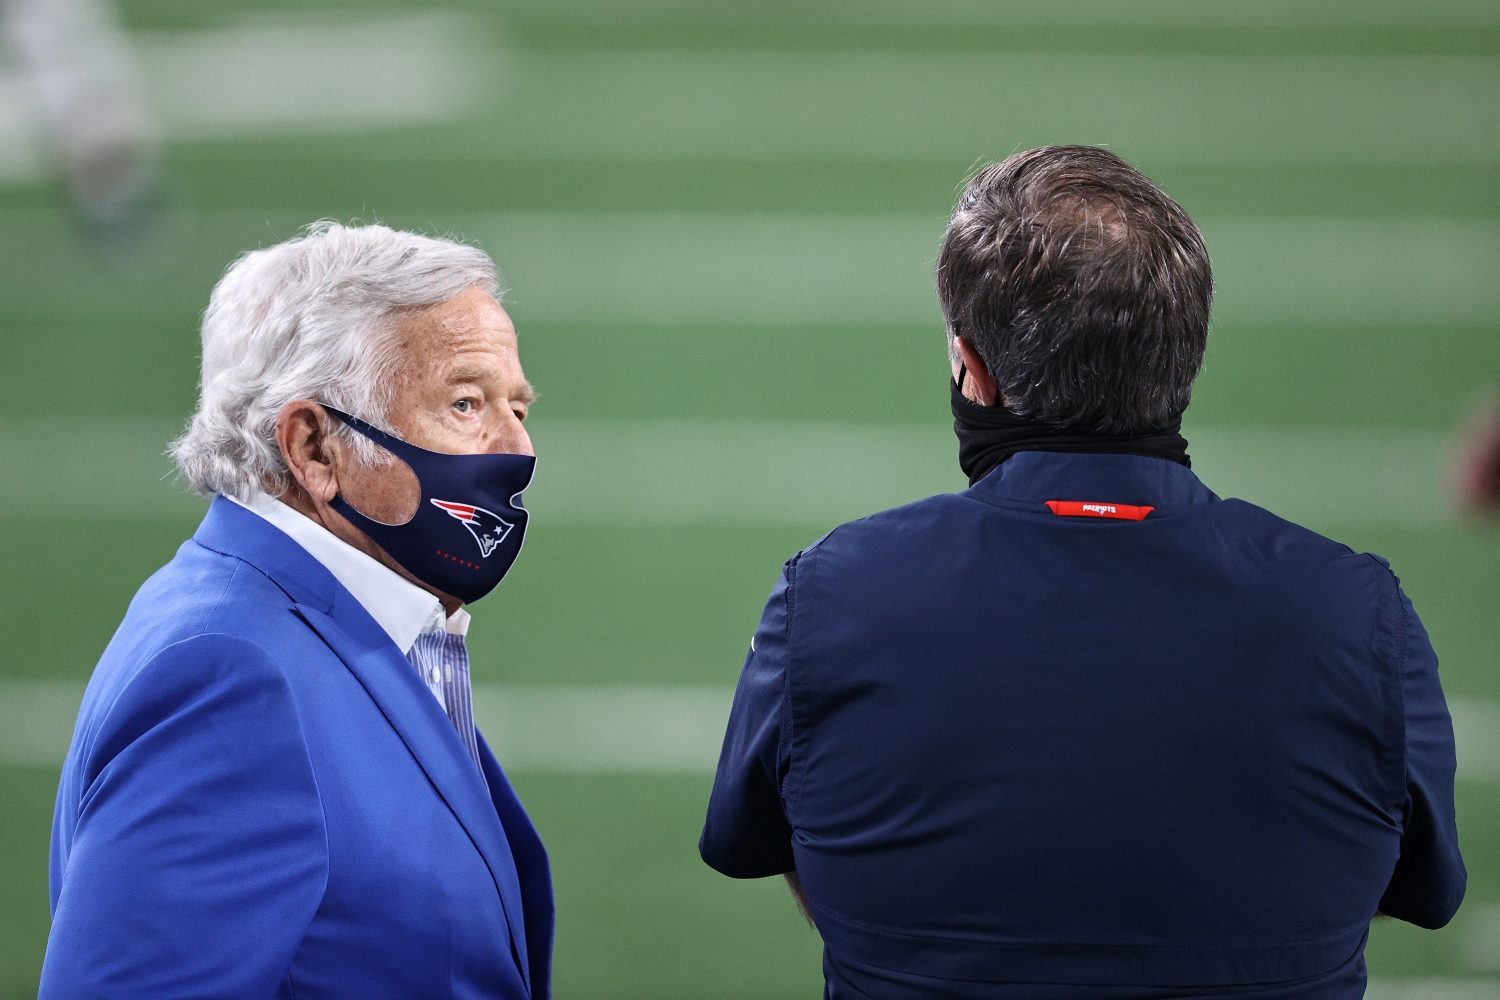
[966,450,1218,512]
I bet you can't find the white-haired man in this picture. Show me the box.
[40,223,552,999]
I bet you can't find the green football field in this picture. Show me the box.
[2,1,1500,995]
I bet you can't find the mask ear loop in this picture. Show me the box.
[957,363,968,394]
[316,404,425,526]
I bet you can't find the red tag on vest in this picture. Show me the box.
[1045,500,1155,521]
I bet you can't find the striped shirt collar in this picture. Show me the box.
[229,491,468,653]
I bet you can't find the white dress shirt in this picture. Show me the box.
[230,491,469,706]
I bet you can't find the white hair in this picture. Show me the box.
[171,221,501,501]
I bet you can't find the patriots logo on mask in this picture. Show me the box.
[430,500,514,558]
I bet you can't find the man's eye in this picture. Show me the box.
[453,399,473,413]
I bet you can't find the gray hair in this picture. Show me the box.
[171,221,501,501]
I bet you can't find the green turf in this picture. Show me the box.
[473,525,812,686]
[0,520,199,681]
[512,774,825,1000]
[0,768,58,1000]
[0,318,201,419]
[1332,528,1500,700]
[1366,785,1500,978]
[1190,325,1500,429]
[2,0,1498,993]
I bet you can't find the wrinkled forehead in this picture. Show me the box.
[391,289,522,376]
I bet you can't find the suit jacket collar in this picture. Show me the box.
[228,491,445,654]
[191,497,534,993]
[194,496,341,614]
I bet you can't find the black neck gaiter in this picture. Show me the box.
[952,378,1191,486]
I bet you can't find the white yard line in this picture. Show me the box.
[498,0,1500,30]
[476,51,1500,165]
[0,71,47,183]
[465,212,1500,327]
[2,210,1497,326]
[522,420,1456,531]
[133,15,493,139]
[1464,904,1500,974]
[0,416,203,520]
[8,21,1498,181]
[4,680,1497,781]
[0,417,1455,530]
[1368,978,1500,999]
[62,41,1500,162]
[1186,426,1454,531]
[5,676,1498,971]
[0,679,85,768]
[0,14,493,184]
[473,685,733,773]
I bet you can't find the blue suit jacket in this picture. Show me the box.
[702,452,1464,1000]
[43,497,553,999]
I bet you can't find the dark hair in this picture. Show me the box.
[937,146,1212,434]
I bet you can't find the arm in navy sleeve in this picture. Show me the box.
[1379,586,1466,928]
[700,560,796,878]
[41,634,328,998]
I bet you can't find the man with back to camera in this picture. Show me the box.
[701,146,1465,999]
[41,222,552,998]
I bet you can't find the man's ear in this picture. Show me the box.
[954,337,999,407]
[276,400,340,503]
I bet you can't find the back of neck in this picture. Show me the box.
[951,379,1191,486]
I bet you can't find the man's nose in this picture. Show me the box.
[490,413,533,457]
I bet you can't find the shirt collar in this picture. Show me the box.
[230,492,466,653]
[966,451,1219,511]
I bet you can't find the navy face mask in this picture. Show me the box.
[321,405,536,604]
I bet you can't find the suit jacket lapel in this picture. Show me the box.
[194,499,533,990]
[480,734,553,1000]
[292,603,532,993]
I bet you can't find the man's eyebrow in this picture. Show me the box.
[445,367,538,405]
[445,365,498,384]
